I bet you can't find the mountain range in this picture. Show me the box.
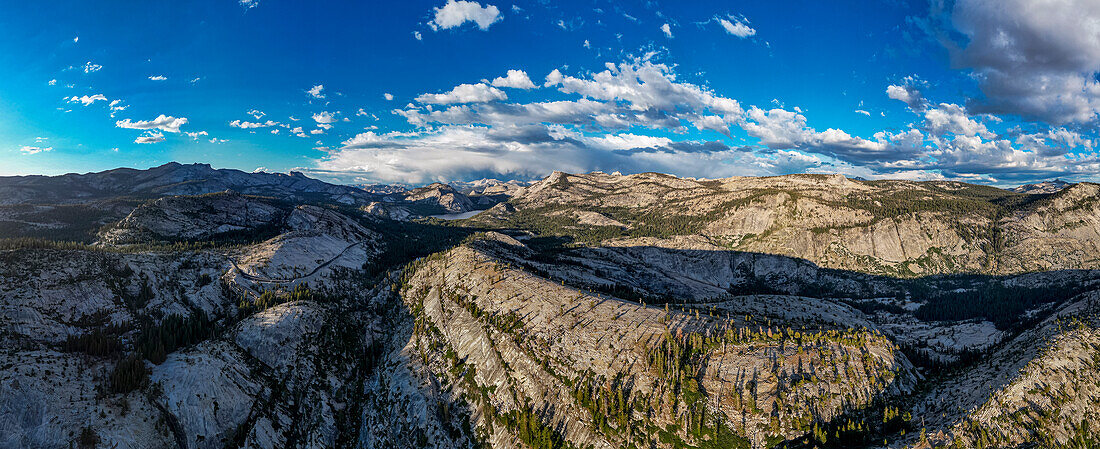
[1,164,1098,449]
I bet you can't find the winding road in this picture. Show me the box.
[226,239,374,286]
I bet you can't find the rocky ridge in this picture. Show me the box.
[2,168,1100,448]
[477,171,1100,277]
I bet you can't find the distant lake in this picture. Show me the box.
[429,210,485,220]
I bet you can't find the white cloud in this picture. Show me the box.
[148,75,167,81]
[210,138,228,144]
[490,69,536,89]
[413,31,423,40]
[661,23,673,38]
[544,69,564,87]
[430,0,502,31]
[312,111,337,124]
[19,146,52,155]
[185,131,209,140]
[397,61,744,135]
[68,94,107,106]
[83,62,102,73]
[739,106,929,166]
[416,82,507,104]
[547,61,744,118]
[316,57,1100,184]
[384,93,394,101]
[239,0,259,9]
[247,109,265,119]
[230,119,279,129]
[308,84,325,99]
[190,77,202,83]
[885,77,928,112]
[73,37,79,43]
[116,115,188,133]
[718,17,756,38]
[48,79,57,86]
[923,103,993,138]
[134,131,165,144]
[108,99,129,117]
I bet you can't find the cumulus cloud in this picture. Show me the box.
[430,0,501,31]
[416,82,507,104]
[185,131,209,140]
[544,69,564,87]
[312,111,337,124]
[68,94,107,106]
[661,23,673,38]
[886,76,928,112]
[19,146,52,155]
[395,61,746,135]
[240,0,259,9]
[116,115,188,133]
[314,57,1100,184]
[946,0,1100,124]
[230,119,279,129]
[546,61,744,119]
[319,61,764,182]
[317,125,751,183]
[148,75,167,81]
[923,103,993,138]
[134,131,165,144]
[308,84,325,99]
[384,93,394,101]
[491,70,537,89]
[718,17,756,38]
[83,62,102,73]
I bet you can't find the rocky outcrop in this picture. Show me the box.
[7,169,1100,449]
[0,204,386,449]
[231,205,381,286]
[906,291,1100,448]
[1012,179,1071,194]
[98,191,286,245]
[394,238,917,448]
[405,183,475,213]
[361,201,414,221]
[450,178,530,197]
[483,171,1100,276]
[0,162,376,206]
[997,183,1100,272]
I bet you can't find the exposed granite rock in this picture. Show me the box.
[98,191,286,245]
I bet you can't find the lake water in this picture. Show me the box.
[429,210,485,220]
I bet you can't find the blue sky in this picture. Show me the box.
[2,0,1099,186]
